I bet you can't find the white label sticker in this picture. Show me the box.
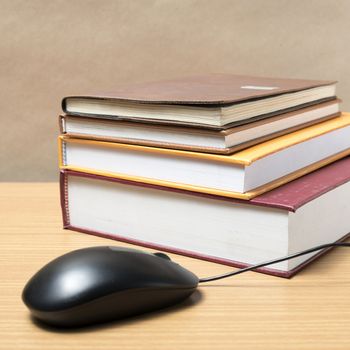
[241,85,279,90]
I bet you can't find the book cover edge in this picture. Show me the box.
[62,223,350,279]
[58,148,350,203]
[60,111,341,156]
[59,113,350,166]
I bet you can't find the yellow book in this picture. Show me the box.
[59,113,350,199]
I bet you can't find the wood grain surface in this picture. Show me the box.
[0,183,349,350]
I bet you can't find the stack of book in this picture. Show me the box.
[59,74,350,277]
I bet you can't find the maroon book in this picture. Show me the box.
[60,156,350,277]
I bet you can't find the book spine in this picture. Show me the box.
[60,170,70,228]
[61,97,68,114]
[59,115,66,134]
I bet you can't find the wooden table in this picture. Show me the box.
[1,183,349,350]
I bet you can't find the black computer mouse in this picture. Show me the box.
[22,246,199,327]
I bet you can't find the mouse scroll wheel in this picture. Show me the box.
[153,252,171,261]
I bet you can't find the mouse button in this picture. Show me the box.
[23,250,129,311]
[23,263,100,311]
[22,267,72,311]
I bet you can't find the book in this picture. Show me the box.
[60,99,340,155]
[59,113,350,199]
[60,156,350,277]
[62,74,336,129]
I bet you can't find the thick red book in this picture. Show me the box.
[60,157,350,277]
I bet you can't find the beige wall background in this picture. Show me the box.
[1,0,349,181]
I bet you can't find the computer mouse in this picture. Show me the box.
[22,246,199,327]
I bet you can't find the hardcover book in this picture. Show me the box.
[59,114,350,199]
[60,99,340,154]
[62,74,337,129]
[60,156,350,277]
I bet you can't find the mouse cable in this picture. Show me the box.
[198,242,350,283]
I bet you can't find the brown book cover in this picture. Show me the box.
[63,74,336,105]
[62,74,337,130]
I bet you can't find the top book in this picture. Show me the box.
[62,74,336,129]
